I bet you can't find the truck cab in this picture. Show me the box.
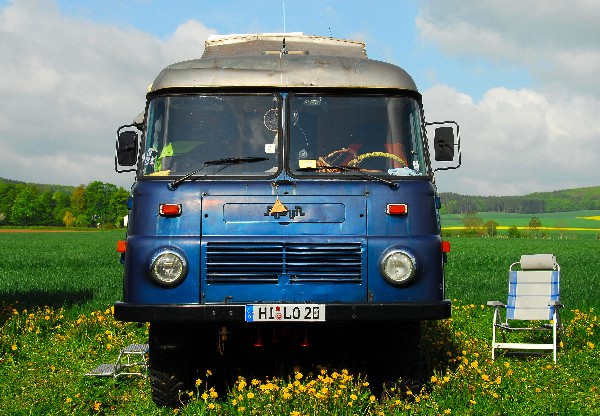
[114,33,460,406]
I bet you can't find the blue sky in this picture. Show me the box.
[0,0,598,195]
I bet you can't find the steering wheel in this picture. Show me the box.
[317,147,358,167]
[347,152,407,168]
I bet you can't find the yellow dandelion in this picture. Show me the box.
[350,394,358,401]
[247,392,254,399]
[444,409,451,414]
[210,389,218,399]
[588,341,595,349]
[295,372,303,380]
[201,392,209,400]
[206,369,213,376]
[431,375,438,383]
[208,403,216,410]
[495,376,502,384]
[11,344,17,351]
[195,379,202,387]
[370,395,376,402]
[93,402,101,411]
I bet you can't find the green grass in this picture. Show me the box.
[0,231,124,315]
[1,232,599,414]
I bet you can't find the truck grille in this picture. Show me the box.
[206,242,363,284]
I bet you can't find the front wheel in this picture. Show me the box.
[148,324,191,407]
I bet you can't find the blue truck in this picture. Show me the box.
[114,33,460,406]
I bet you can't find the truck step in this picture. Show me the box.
[85,363,123,377]
[85,343,149,378]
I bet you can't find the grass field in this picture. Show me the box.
[1,231,599,414]
[441,210,600,236]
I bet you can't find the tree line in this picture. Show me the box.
[0,179,129,228]
[440,186,600,214]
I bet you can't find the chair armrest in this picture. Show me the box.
[487,301,505,307]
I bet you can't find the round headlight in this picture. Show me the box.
[150,249,188,287]
[380,250,417,286]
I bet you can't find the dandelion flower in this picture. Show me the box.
[247,392,254,399]
[11,344,17,351]
[195,379,202,387]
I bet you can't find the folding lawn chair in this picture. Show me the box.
[487,254,564,363]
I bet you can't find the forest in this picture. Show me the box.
[440,186,600,214]
[0,178,129,228]
[2,177,599,227]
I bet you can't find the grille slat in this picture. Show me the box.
[206,242,362,284]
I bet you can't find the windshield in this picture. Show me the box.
[142,94,280,177]
[288,94,427,176]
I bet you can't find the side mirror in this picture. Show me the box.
[115,127,139,172]
[434,127,455,161]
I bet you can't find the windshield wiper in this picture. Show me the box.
[204,156,269,165]
[297,165,398,189]
[169,157,269,190]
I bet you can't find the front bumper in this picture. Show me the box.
[114,300,451,323]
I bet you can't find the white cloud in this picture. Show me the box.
[416,0,600,94]
[425,85,600,196]
[417,0,600,195]
[0,0,216,188]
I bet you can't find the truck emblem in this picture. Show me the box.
[264,198,305,220]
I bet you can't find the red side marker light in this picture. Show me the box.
[442,241,451,253]
[159,203,182,216]
[116,240,127,253]
[386,203,408,215]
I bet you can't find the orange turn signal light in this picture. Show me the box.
[159,203,182,216]
[386,203,408,215]
[117,240,127,253]
[441,240,451,253]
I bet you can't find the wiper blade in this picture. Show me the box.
[204,157,269,165]
[169,157,269,190]
[297,165,398,189]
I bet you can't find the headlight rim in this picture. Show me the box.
[149,248,188,288]
[379,249,417,287]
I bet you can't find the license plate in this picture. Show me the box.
[245,304,325,322]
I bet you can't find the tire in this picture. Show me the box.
[148,323,191,407]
